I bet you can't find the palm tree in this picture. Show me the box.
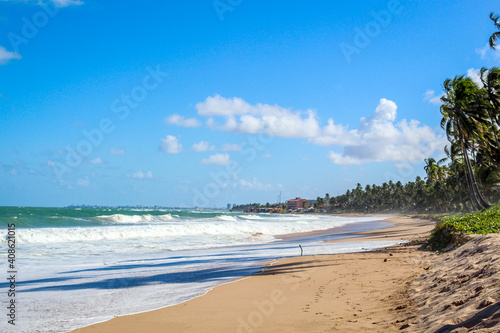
[315,197,325,209]
[476,165,500,198]
[479,67,500,155]
[424,158,449,183]
[424,158,438,182]
[445,142,475,211]
[440,76,491,209]
[489,12,500,49]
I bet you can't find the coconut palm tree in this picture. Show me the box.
[424,158,449,183]
[476,165,500,198]
[444,142,476,211]
[424,158,439,182]
[440,76,491,209]
[479,67,500,156]
[489,12,500,49]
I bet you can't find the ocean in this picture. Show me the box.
[0,207,400,333]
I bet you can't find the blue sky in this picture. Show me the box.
[1,0,500,207]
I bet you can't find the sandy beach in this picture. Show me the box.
[71,216,500,332]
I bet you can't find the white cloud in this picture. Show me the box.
[429,95,443,105]
[175,95,444,166]
[90,157,103,164]
[196,95,321,138]
[196,95,252,117]
[201,153,230,166]
[423,89,443,105]
[309,119,357,146]
[160,135,183,154]
[467,68,484,88]
[326,99,446,165]
[424,90,435,101]
[192,140,215,152]
[371,98,397,122]
[109,148,126,155]
[165,114,201,128]
[129,170,153,179]
[476,43,500,61]
[0,46,21,65]
[222,143,242,151]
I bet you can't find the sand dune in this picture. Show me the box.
[406,234,500,332]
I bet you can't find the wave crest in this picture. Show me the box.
[97,214,172,223]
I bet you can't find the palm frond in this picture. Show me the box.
[490,12,500,30]
[490,13,500,49]
[490,32,500,50]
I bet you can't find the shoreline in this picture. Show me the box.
[71,215,436,333]
[274,215,393,241]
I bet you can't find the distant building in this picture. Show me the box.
[286,197,308,211]
[227,204,231,210]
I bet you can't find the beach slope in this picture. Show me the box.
[72,216,500,332]
[71,216,429,332]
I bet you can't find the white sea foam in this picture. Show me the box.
[96,213,173,223]
[0,214,391,333]
[12,214,385,246]
[215,215,238,221]
[237,214,263,220]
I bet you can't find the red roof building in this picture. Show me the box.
[286,197,308,210]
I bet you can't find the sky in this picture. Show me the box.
[1,0,500,208]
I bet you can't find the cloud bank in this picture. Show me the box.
[182,95,444,165]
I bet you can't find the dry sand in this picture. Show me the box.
[408,234,500,332]
[71,216,500,333]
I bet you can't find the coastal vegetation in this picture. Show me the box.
[428,208,500,250]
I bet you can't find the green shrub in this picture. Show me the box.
[427,209,500,250]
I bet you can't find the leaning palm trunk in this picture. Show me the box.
[460,131,491,209]
[480,68,500,155]
[462,147,482,210]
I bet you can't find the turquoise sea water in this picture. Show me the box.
[0,207,398,333]
[0,206,232,228]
